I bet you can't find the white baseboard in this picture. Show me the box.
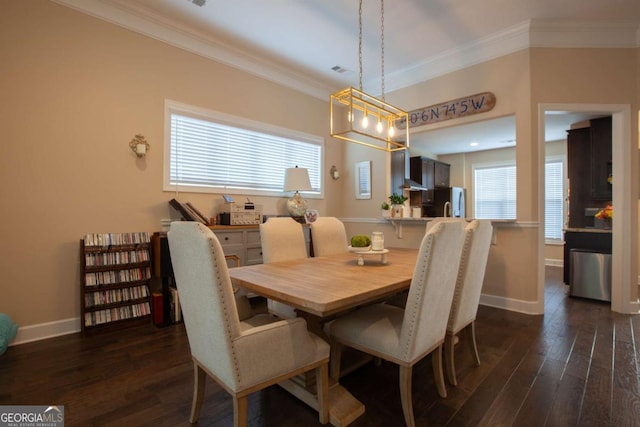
[10,317,80,346]
[545,258,563,267]
[479,293,543,315]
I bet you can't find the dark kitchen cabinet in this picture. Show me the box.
[410,157,434,205]
[434,161,450,188]
[410,156,451,206]
[567,116,612,228]
[567,127,592,228]
[410,157,450,189]
[590,116,612,200]
[390,150,407,196]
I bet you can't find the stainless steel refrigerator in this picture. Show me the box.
[431,187,466,218]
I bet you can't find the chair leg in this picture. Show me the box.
[330,339,343,381]
[432,345,447,398]
[190,362,206,423]
[233,395,248,427]
[316,363,329,424]
[444,332,457,386]
[399,365,415,427]
[469,321,481,366]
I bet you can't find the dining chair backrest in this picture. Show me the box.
[260,217,307,263]
[167,221,241,389]
[425,217,466,233]
[310,217,348,256]
[400,220,466,361]
[260,217,307,318]
[448,219,493,333]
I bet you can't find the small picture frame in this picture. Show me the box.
[186,202,210,225]
[355,161,371,200]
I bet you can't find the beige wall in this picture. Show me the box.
[0,1,340,327]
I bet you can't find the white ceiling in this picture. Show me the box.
[56,0,640,154]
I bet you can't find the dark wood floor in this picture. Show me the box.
[2,267,640,426]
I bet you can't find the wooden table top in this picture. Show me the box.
[229,248,418,317]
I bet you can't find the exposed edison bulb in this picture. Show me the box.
[376,117,383,133]
[388,124,395,138]
[361,113,369,128]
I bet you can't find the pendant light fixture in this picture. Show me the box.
[330,0,409,152]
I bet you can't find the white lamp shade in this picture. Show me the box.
[284,167,311,192]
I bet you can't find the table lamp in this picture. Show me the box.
[284,166,311,217]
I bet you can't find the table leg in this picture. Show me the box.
[286,311,365,426]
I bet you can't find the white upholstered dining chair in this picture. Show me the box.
[260,217,308,318]
[167,222,329,426]
[445,219,493,385]
[328,221,466,427]
[310,217,349,256]
[385,217,467,309]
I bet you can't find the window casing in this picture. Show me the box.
[164,100,324,197]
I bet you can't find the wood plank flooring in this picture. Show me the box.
[2,267,639,426]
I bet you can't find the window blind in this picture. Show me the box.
[545,160,564,240]
[167,111,322,195]
[474,164,516,219]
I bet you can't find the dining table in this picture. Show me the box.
[228,247,419,427]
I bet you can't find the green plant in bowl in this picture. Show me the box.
[350,235,372,248]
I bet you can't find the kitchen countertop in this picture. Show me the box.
[564,227,612,233]
[387,217,516,224]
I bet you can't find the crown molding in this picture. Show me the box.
[51,1,640,100]
[379,21,532,93]
[529,20,640,48]
[51,0,335,100]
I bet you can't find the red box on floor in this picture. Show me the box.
[151,293,164,326]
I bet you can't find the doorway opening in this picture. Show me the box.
[538,103,637,314]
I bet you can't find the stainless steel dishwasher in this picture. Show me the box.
[569,249,612,302]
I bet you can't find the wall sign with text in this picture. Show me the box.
[397,92,496,129]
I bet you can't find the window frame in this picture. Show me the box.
[163,100,324,198]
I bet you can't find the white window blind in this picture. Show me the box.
[165,103,323,196]
[545,160,564,240]
[474,164,516,219]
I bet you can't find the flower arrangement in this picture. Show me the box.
[595,204,613,220]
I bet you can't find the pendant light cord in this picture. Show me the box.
[380,0,385,101]
[358,0,385,100]
[358,0,363,91]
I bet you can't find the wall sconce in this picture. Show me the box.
[129,134,150,158]
[330,165,340,180]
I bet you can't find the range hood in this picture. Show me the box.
[403,178,427,191]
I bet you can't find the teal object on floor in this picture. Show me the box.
[0,313,18,355]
